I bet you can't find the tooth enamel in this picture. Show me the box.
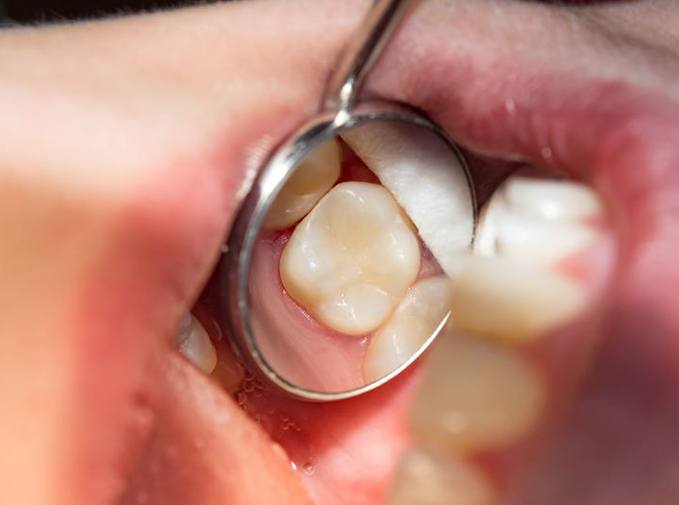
[175,314,218,374]
[450,255,585,343]
[263,138,341,230]
[280,181,420,335]
[363,276,453,382]
[389,449,495,505]
[474,176,602,265]
[503,176,602,221]
[410,331,545,453]
[342,122,474,277]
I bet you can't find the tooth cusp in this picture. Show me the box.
[474,176,603,265]
[280,181,420,335]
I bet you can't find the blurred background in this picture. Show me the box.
[0,0,217,23]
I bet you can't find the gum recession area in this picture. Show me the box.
[249,145,443,391]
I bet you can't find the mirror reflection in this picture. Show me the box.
[249,120,475,393]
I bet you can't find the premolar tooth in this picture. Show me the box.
[280,182,420,335]
[263,138,341,230]
[363,276,453,383]
[475,176,603,265]
[389,449,495,505]
[175,314,217,374]
[410,331,545,454]
[451,255,585,343]
[342,122,474,277]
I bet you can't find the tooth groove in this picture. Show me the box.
[474,176,603,266]
[363,276,453,382]
[280,182,420,335]
[342,122,474,277]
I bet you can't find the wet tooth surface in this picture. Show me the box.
[388,449,495,505]
[280,182,420,335]
[363,276,453,383]
[450,255,585,343]
[474,176,603,265]
[175,314,218,374]
[263,138,341,230]
[342,122,474,277]
[411,331,545,454]
[503,176,602,221]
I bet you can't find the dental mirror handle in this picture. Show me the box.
[323,0,418,113]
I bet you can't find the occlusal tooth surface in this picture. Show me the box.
[342,122,475,277]
[363,276,453,383]
[474,176,603,266]
[263,138,341,230]
[388,449,495,505]
[410,330,545,454]
[280,181,420,335]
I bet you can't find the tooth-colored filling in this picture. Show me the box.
[263,138,341,230]
[175,313,218,374]
[363,276,453,383]
[280,181,421,335]
[475,176,602,265]
[389,449,495,505]
[410,331,545,454]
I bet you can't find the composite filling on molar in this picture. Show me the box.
[254,123,476,388]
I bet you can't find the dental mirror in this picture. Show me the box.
[219,0,476,401]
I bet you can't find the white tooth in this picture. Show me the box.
[263,138,341,230]
[503,176,603,221]
[450,255,585,343]
[175,314,217,374]
[474,176,602,265]
[342,122,474,277]
[389,449,495,505]
[280,181,420,335]
[363,276,453,383]
[411,331,545,454]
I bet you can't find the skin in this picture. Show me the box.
[2,0,679,504]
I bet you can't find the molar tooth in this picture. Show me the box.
[363,276,453,383]
[389,449,495,505]
[263,138,341,230]
[474,176,603,265]
[451,255,585,343]
[342,122,475,277]
[410,331,545,454]
[175,314,218,374]
[280,181,420,335]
